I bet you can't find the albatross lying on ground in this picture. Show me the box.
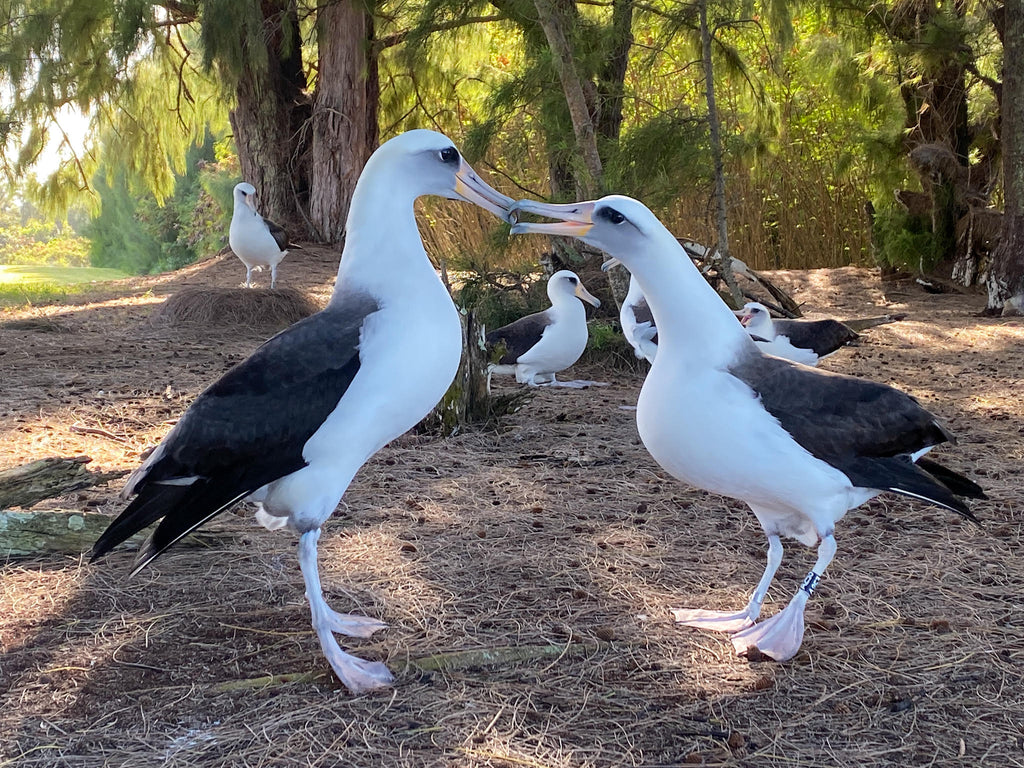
[229,182,302,288]
[91,130,513,692]
[486,269,605,388]
[621,277,818,366]
[738,302,858,362]
[510,194,983,661]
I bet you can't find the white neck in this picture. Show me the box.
[745,311,775,340]
[331,169,439,304]
[626,230,753,367]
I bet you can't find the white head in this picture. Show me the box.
[736,302,774,338]
[354,129,513,218]
[510,195,674,274]
[233,182,257,212]
[547,269,600,308]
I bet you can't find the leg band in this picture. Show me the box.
[800,570,821,596]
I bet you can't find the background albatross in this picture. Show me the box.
[91,130,513,692]
[511,194,983,662]
[229,182,302,288]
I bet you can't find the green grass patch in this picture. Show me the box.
[0,265,130,286]
[0,265,130,308]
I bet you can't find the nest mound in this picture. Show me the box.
[149,286,320,330]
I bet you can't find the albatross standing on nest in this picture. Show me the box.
[229,182,302,288]
[91,130,513,692]
[511,195,983,661]
[486,269,604,388]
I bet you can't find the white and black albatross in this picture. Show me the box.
[91,130,514,692]
[621,276,820,366]
[510,195,984,661]
[485,269,605,388]
[229,182,302,288]
[738,301,859,363]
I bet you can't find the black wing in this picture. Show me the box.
[486,311,552,364]
[91,294,378,568]
[774,318,858,356]
[264,217,301,252]
[730,352,982,520]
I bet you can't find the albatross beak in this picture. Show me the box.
[454,159,515,220]
[245,193,257,211]
[509,200,596,237]
[575,282,601,308]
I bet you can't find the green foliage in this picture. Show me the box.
[870,204,937,273]
[0,202,91,267]
[86,132,227,275]
[453,271,549,332]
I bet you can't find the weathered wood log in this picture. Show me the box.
[0,509,138,557]
[842,313,909,332]
[0,456,126,510]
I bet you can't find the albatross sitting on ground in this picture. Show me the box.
[621,277,818,366]
[510,194,983,661]
[229,182,302,288]
[486,269,605,388]
[738,301,859,362]
[91,130,513,692]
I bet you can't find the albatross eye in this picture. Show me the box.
[439,147,459,164]
[598,207,626,225]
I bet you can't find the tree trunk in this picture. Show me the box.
[309,0,379,244]
[230,0,312,234]
[532,0,603,198]
[698,0,741,304]
[986,0,1024,313]
[596,0,633,142]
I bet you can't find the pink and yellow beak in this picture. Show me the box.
[510,200,596,237]
[454,159,516,220]
[575,281,601,308]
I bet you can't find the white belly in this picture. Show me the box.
[517,315,588,375]
[229,217,285,268]
[262,295,462,530]
[636,362,869,543]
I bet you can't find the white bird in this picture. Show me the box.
[92,130,513,692]
[229,182,301,288]
[511,195,983,661]
[621,276,817,366]
[737,302,858,361]
[620,275,658,364]
[486,269,604,388]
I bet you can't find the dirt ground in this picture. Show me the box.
[1,248,1022,768]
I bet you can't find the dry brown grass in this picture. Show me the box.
[1,260,1022,768]
[149,287,321,331]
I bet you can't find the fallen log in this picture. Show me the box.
[0,509,135,557]
[842,313,908,332]
[0,456,126,510]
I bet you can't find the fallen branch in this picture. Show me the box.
[0,456,126,510]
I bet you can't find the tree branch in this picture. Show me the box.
[374,14,506,52]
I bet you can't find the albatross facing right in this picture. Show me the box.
[229,182,301,288]
[91,130,513,693]
[511,195,983,661]
[486,269,603,387]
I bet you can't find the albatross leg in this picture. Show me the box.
[298,529,394,692]
[270,263,278,289]
[730,532,837,661]
[244,265,253,288]
[674,534,783,632]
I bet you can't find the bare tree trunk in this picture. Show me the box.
[309,0,379,244]
[986,0,1024,313]
[532,0,603,198]
[230,0,311,233]
[698,0,741,304]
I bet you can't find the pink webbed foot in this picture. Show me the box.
[320,640,395,693]
[320,607,389,639]
[673,607,756,633]
[730,594,808,661]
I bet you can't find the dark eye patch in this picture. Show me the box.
[598,207,626,225]
[440,147,459,164]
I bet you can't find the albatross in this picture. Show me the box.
[621,277,818,366]
[510,194,983,661]
[738,302,859,361]
[229,182,302,288]
[486,269,604,388]
[91,130,513,692]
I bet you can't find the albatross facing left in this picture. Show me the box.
[91,130,513,692]
[511,195,983,661]
[229,182,301,288]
